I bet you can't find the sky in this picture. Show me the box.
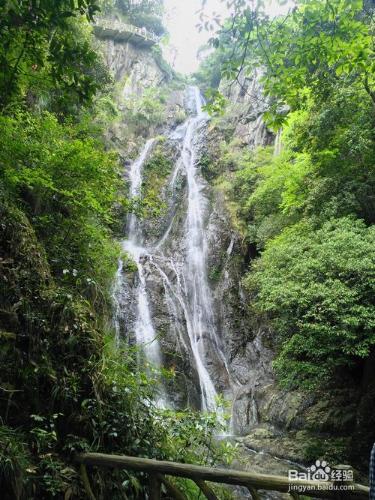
[163,0,293,75]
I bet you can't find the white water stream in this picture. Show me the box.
[123,138,163,367]
[114,87,229,414]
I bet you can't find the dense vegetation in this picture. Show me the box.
[197,0,375,466]
[2,0,374,494]
[103,0,166,35]
[0,1,230,498]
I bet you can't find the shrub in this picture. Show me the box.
[247,217,375,388]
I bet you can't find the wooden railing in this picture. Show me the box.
[75,453,369,500]
[94,19,159,46]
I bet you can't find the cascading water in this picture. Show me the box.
[114,138,163,368]
[114,87,230,415]
[176,87,224,411]
[273,128,282,156]
[127,139,155,239]
[123,241,162,367]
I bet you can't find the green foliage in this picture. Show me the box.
[86,338,236,498]
[0,0,106,111]
[194,50,226,91]
[205,0,375,125]
[208,142,284,242]
[246,217,375,388]
[139,141,174,218]
[121,252,138,273]
[112,0,165,35]
[193,21,241,92]
[208,265,222,282]
[174,108,187,125]
[219,87,375,390]
[200,1,375,397]
[203,89,228,116]
[0,111,122,309]
[0,426,31,499]
[0,198,103,498]
[258,0,374,122]
[152,45,178,81]
[125,86,167,135]
[0,202,234,497]
[129,10,165,36]
[0,112,121,223]
[230,146,290,245]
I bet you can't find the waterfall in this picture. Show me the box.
[123,241,162,368]
[274,128,282,156]
[113,138,163,370]
[114,87,230,415]
[179,88,222,411]
[127,138,155,240]
[112,257,124,347]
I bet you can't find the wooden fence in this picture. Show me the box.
[75,453,369,500]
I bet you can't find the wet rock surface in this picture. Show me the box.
[98,36,165,97]
[219,70,275,148]
[103,33,366,473]
[114,88,232,414]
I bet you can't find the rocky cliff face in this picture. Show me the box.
[100,28,363,472]
[95,26,185,160]
[114,90,233,412]
[219,70,274,148]
[201,72,365,472]
[98,37,166,97]
[200,71,278,436]
[111,73,280,434]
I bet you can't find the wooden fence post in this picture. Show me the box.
[157,474,188,500]
[332,465,354,500]
[194,479,219,500]
[79,464,97,500]
[289,491,300,500]
[248,485,261,500]
[149,473,161,500]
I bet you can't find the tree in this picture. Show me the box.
[247,217,375,388]
[0,0,102,109]
[208,0,375,126]
[113,0,165,35]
